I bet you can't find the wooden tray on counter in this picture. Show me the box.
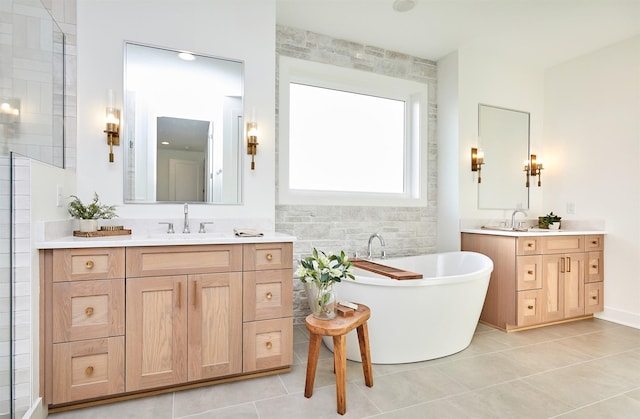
[351,258,423,280]
[73,229,132,238]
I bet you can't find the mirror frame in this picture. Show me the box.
[477,103,530,210]
[122,41,245,205]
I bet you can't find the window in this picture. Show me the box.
[279,56,428,206]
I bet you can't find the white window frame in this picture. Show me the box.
[278,56,428,206]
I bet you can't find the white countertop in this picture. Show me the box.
[36,232,296,249]
[461,228,605,237]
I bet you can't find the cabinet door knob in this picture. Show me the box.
[85,307,94,316]
[266,253,273,261]
[85,260,94,269]
[266,292,273,300]
[527,305,534,310]
[266,341,273,350]
[85,366,94,376]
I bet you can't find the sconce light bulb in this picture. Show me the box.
[0,102,10,112]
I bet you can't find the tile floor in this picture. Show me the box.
[49,318,640,418]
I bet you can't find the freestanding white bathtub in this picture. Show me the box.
[323,251,493,364]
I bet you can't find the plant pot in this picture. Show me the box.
[548,223,560,230]
[78,219,98,232]
[304,282,337,320]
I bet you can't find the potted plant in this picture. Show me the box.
[538,211,562,230]
[67,192,118,232]
[296,248,354,320]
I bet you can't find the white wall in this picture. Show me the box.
[30,161,76,419]
[439,46,546,251]
[544,36,640,328]
[77,0,276,225]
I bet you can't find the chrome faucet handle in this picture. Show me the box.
[199,222,214,233]
[381,249,387,259]
[158,222,175,234]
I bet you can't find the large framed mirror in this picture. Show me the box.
[124,42,244,204]
[477,104,530,209]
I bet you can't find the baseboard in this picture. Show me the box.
[596,306,640,329]
[22,397,46,419]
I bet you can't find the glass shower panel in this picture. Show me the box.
[0,156,11,418]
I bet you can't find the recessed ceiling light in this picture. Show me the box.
[393,0,415,12]
[178,52,195,61]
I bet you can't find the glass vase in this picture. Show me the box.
[305,282,337,320]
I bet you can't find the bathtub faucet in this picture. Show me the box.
[367,233,386,260]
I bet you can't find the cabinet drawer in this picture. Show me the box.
[517,289,543,327]
[585,281,604,315]
[243,317,293,372]
[53,248,124,282]
[243,269,293,321]
[585,234,604,251]
[52,336,124,404]
[243,243,293,271]
[541,236,584,254]
[517,237,541,255]
[586,251,604,283]
[516,256,542,291]
[126,244,242,277]
[53,279,124,343]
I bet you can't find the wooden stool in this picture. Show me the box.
[304,303,373,415]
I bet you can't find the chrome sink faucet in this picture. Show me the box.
[183,203,190,233]
[367,233,386,260]
[511,209,527,229]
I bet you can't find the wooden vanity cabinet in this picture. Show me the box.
[42,242,294,408]
[462,233,604,331]
[242,243,294,372]
[42,248,125,405]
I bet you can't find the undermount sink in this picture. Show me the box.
[146,232,227,240]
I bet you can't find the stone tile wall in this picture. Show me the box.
[275,26,438,323]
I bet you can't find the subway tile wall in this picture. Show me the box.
[274,26,438,323]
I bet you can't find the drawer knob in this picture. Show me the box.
[85,260,94,269]
[85,307,94,316]
[266,292,273,300]
[527,243,533,248]
[592,296,597,300]
[527,305,534,310]
[266,253,273,261]
[266,341,273,350]
[527,270,534,275]
[85,366,94,376]
[592,264,598,269]
[591,240,598,245]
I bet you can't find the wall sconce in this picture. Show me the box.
[524,154,543,187]
[0,98,20,125]
[246,122,259,170]
[104,90,120,163]
[470,147,485,183]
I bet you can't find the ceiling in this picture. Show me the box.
[276,0,640,69]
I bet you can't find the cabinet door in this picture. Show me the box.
[243,318,293,372]
[187,272,242,381]
[243,269,294,321]
[542,255,564,323]
[564,253,585,318]
[52,279,124,343]
[517,289,544,327]
[585,281,604,314]
[126,276,187,391]
[586,251,604,283]
[52,337,124,404]
[516,256,542,291]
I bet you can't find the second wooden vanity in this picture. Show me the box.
[461,231,604,331]
[40,238,294,409]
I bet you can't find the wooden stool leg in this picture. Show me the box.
[333,335,347,415]
[356,322,374,387]
[304,333,322,398]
